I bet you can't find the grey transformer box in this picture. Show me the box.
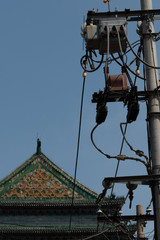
[81,10,128,55]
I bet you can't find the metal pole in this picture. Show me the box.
[141,0,160,239]
[136,205,145,239]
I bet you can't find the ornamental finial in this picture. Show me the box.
[36,138,41,154]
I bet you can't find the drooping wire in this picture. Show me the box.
[122,25,160,70]
[80,51,104,72]
[109,28,136,196]
[111,53,146,81]
[91,124,148,167]
[120,122,151,173]
[108,40,140,65]
[69,70,87,231]
[116,26,144,84]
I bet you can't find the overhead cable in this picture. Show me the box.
[69,70,87,231]
[108,41,140,65]
[80,51,104,72]
[122,25,160,70]
[115,26,145,81]
[91,124,149,168]
[120,122,150,166]
[110,123,127,196]
[111,53,146,81]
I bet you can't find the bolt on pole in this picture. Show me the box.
[140,0,160,239]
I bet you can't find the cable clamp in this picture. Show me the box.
[116,155,126,161]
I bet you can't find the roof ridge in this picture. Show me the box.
[0,152,98,200]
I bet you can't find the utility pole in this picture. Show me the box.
[136,205,145,239]
[141,0,160,239]
[81,1,160,238]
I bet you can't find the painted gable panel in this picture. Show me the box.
[0,153,97,202]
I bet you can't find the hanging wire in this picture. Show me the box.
[111,53,146,81]
[80,51,104,72]
[69,69,87,231]
[96,209,133,240]
[120,122,150,169]
[116,26,144,84]
[110,27,136,196]
[110,123,127,196]
[122,25,160,70]
[108,41,140,65]
[91,124,148,166]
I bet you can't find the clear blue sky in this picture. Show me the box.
[0,0,159,238]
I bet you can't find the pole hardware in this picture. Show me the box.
[127,184,138,208]
[92,89,160,103]
[97,214,154,223]
[102,174,160,187]
[86,9,160,22]
[81,1,160,237]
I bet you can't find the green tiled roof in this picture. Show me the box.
[0,152,98,203]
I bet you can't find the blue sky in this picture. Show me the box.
[0,0,160,238]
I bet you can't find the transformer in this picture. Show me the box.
[108,72,129,91]
[81,10,127,55]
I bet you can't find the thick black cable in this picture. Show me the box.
[122,25,160,70]
[109,28,131,196]
[111,53,146,81]
[91,124,147,165]
[91,124,111,159]
[108,41,140,64]
[69,71,86,231]
[116,26,145,82]
[80,53,104,72]
[120,122,151,174]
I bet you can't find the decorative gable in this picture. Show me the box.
[0,153,98,202]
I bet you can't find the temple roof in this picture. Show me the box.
[0,152,98,203]
[0,150,129,238]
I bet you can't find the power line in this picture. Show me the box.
[123,25,160,70]
[69,70,87,231]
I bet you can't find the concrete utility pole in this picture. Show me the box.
[141,0,160,239]
[136,205,145,239]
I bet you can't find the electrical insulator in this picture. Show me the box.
[96,104,108,125]
[126,183,137,209]
[136,69,140,75]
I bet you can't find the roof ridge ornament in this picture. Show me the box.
[36,138,41,155]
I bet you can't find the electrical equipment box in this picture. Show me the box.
[81,10,127,54]
[108,73,129,91]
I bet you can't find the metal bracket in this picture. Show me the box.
[87,9,160,22]
[102,174,160,189]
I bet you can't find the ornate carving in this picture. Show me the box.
[2,164,73,199]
